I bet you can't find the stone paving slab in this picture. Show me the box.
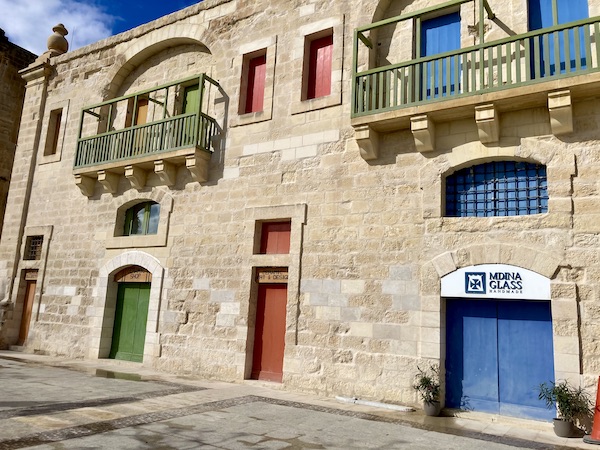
[0,353,596,450]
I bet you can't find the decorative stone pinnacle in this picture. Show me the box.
[47,23,69,55]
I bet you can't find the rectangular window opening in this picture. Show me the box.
[24,235,44,261]
[258,220,291,254]
[44,109,63,156]
[240,51,267,114]
[304,31,333,100]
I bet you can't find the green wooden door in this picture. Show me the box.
[109,282,150,362]
[182,84,200,146]
[183,84,200,114]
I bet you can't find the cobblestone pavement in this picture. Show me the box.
[0,352,595,449]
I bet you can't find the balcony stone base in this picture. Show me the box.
[74,148,212,197]
[354,124,380,160]
[186,150,211,182]
[475,104,499,144]
[410,115,435,153]
[548,89,573,136]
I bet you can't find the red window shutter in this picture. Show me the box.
[245,54,267,113]
[260,221,291,254]
[307,34,333,99]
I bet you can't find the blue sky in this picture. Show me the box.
[0,0,200,55]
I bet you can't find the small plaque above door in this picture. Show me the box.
[114,265,152,283]
[256,268,288,284]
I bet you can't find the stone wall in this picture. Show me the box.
[1,0,600,410]
[0,30,36,236]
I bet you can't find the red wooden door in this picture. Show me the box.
[252,284,287,382]
[245,54,266,113]
[18,280,36,345]
[307,34,333,99]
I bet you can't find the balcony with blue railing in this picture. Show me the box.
[351,0,600,158]
[74,74,221,196]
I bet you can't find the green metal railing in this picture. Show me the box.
[75,113,217,168]
[353,15,600,117]
[74,74,220,169]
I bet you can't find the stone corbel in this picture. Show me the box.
[354,124,380,160]
[186,150,211,183]
[154,160,177,186]
[97,170,120,194]
[548,90,573,136]
[410,114,435,152]
[475,103,499,143]
[74,174,96,197]
[124,165,147,190]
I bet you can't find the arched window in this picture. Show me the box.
[123,201,160,235]
[445,161,548,217]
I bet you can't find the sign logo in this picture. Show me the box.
[465,272,486,294]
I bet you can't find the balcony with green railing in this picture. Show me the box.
[74,74,221,196]
[352,0,600,134]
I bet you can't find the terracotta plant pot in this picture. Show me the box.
[424,401,442,417]
[553,418,574,437]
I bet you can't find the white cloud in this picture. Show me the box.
[0,0,116,55]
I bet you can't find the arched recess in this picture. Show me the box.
[356,0,425,73]
[107,189,173,249]
[422,244,581,387]
[102,23,220,101]
[88,251,164,362]
[419,139,575,219]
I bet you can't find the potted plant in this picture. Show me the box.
[538,380,592,437]
[413,364,441,416]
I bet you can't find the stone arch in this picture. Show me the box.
[88,251,164,362]
[106,189,173,248]
[419,139,575,219]
[103,23,217,101]
[422,245,580,384]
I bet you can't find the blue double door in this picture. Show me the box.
[446,299,555,420]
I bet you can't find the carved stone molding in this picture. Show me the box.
[186,150,211,182]
[411,114,435,152]
[74,175,96,197]
[475,103,499,143]
[154,160,177,186]
[354,124,380,160]
[124,165,147,190]
[548,90,573,136]
[97,170,119,194]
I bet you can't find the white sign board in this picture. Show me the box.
[441,264,550,300]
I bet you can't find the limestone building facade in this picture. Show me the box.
[0,30,36,236]
[1,0,600,421]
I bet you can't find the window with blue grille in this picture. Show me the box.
[445,161,548,217]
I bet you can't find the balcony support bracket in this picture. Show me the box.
[355,124,380,160]
[411,115,435,152]
[155,160,177,186]
[186,150,211,183]
[97,170,120,194]
[125,165,147,190]
[74,174,96,197]
[475,104,500,143]
[548,90,573,136]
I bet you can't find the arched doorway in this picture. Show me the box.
[109,266,152,362]
[442,264,555,420]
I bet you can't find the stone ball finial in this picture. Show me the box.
[47,23,69,55]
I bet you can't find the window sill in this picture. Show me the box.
[230,109,272,127]
[291,92,341,115]
[106,234,167,249]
